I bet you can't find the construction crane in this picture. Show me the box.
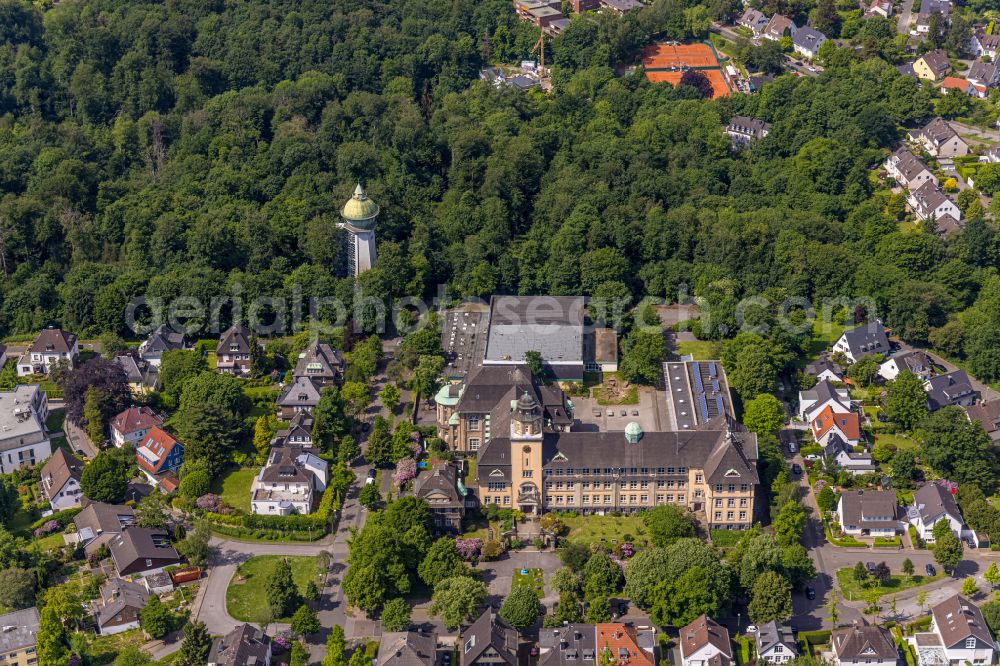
[531,27,547,78]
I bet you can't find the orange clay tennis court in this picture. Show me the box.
[641,43,731,97]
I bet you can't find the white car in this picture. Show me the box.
[805,454,821,461]
[746,625,759,635]
[808,66,817,73]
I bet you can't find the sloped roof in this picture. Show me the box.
[680,615,733,660]
[110,406,163,436]
[839,490,898,528]
[277,376,322,407]
[97,578,149,626]
[932,595,995,649]
[461,609,519,665]
[913,482,962,524]
[811,405,861,441]
[925,370,977,410]
[755,621,798,657]
[109,528,179,573]
[596,624,655,666]
[832,625,897,661]
[967,400,1000,435]
[208,623,271,666]
[29,328,76,354]
[293,341,343,379]
[74,502,135,542]
[140,324,185,355]
[217,324,253,354]
[793,26,826,51]
[377,632,437,666]
[136,426,182,475]
[918,51,951,77]
[839,322,890,358]
[40,448,84,499]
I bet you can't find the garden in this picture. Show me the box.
[835,567,941,601]
[226,555,322,624]
[512,568,545,596]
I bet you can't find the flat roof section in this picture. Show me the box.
[484,295,585,366]
[663,360,735,430]
[442,308,489,380]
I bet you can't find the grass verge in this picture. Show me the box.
[226,555,320,624]
[836,568,941,600]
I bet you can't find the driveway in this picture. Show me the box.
[896,0,914,34]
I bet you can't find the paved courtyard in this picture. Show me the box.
[571,390,659,432]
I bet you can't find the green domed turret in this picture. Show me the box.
[625,421,643,444]
[341,183,380,230]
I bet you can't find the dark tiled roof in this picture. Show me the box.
[97,578,149,626]
[839,490,898,528]
[217,324,253,354]
[377,632,438,666]
[208,624,271,666]
[414,463,464,508]
[29,328,76,354]
[109,528,179,573]
[832,625,897,661]
[932,595,995,649]
[460,609,519,665]
[40,448,84,500]
[912,482,962,524]
[680,615,732,660]
[141,325,185,355]
[840,322,890,358]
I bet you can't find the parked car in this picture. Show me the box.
[866,562,876,573]
[788,441,798,454]
[804,454,821,461]
[805,586,816,600]
[966,538,977,549]
[75,449,89,461]
[925,563,936,576]
[746,625,759,635]
[791,463,803,475]
[366,469,377,485]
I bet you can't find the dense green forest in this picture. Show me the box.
[0,0,999,380]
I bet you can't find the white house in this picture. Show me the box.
[910,595,998,666]
[250,445,328,516]
[738,8,770,34]
[16,328,79,377]
[110,406,163,448]
[884,148,937,191]
[908,181,962,222]
[798,380,852,421]
[812,406,862,448]
[805,357,844,383]
[879,350,934,382]
[833,322,891,363]
[754,622,799,664]
[0,385,51,474]
[39,448,85,511]
[837,490,901,536]
[908,483,964,542]
[792,27,827,58]
[680,615,733,666]
[833,444,877,475]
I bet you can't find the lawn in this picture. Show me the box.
[559,512,649,545]
[36,531,68,550]
[676,340,718,360]
[464,460,476,487]
[512,568,544,596]
[45,411,65,433]
[594,384,639,406]
[213,467,259,513]
[803,319,848,365]
[871,432,920,452]
[836,568,942,601]
[226,555,320,624]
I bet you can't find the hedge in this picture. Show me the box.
[30,507,82,531]
[874,536,900,548]
[799,630,831,646]
[905,616,932,633]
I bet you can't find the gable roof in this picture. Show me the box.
[140,324,185,355]
[932,594,995,649]
[918,50,951,77]
[967,61,998,83]
[74,502,136,542]
[377,632,438,666]
[217,324,253,354]
[110,406,163,436]
[680,615,733,660]
[755,621,798,657]
[596,624,655,666]
[917,117,959,146]
[277,376,322,407]
[912,482,962,524]
[40,448,84,499]
[539,625,597,666]
[793,26,826,51]
[209,623,271,666]
[887,147,932,183]
[832,625,897,661]
[839,490,898,528]
[940,76,969,92]
[812,405,861,441]
[727,115,772,139]
[839,322,890,358]
[764,14,796,37]
[257,445,322,486]
[461,609,519,665]
[925,370,977,410]
[911,181,953,218]
[109,528,180,573]
[967,400,1000,436]
[29,328,76,354]
[800,380,851,412]
[293,341,343,380]
[414,462,465,508]
[935,212,964,235]
[97,578,149,627]
[805,357,843,379]
[136,426,182,475]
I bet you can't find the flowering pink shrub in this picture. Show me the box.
[196,494,222,512]
[393,458,417,486]
[34,520,60,537]
[455,538,483,561]
[619,542,634,559]
[272,633,292,652]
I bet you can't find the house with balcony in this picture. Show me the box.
[135,427,183,489]
[16,328,79,376]
[216,324,256,376]
[73,502,136,555]
[910,595,997,666]
[110,406,164,448]
[292,341,343,386]
[0,384,51,474]
[925,370,979,411]
[414,462,468,533]
[250,445,328,515]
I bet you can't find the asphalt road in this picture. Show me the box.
[896,0,915,34]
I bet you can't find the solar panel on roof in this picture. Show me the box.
[709,362,717,377]
[698,393,709,422]
[693,366,704,392]
[716,395,725,414]
[712,379,720,392]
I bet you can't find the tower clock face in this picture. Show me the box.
[522,445,532,454]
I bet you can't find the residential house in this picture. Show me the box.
[208,624,272,666]
[908,483,964,542]
[833,322,891,363]
[377,632,438,666]
[109,527,180,577]
[909,117,969,157]
[0,385,50,474]
[517,0,564,25]
[805,357,844,383]
[940,76,971,95]
[739,8,770,34]
[909,595,997,666]
[879,350,934,382]
[73,502,136,555]
[908,182,962,221]
[864,0,892,18]
[981,145,1000,163]
[539,625,596,665]
[837,490,901,536]
[793,27,827,58]
[884,148,938,191]
[973,32,1000,59]
[114,352,159,395]
[459,609,519,665]
[754,622,798,664]
[16,328,79,376]
[272,412,314,448]
[414,462,468,533]
[920,0,951,16]
[916,9,950,34]
[968,61,1000,88]
[913,50,952,81]
[0,607,39,666]
[898,62,918,78]
[762,14,797,40]
[798,380,852,421]
[94,578,149,636]
[925,370,979,411]
[831,625,898,666]
[825,434,876,474]
[597,624,655,666]
[680,615,732,666]
[934,213,965,236]
[138,324,186,367]
[216,324,255,376]
[250,445,328,515]
[110,406,164,448]
[570,0,600,12]
[967,400,1000,443]
[811,406,862,448]
[276,376,322,419]
[292,341,343,386]
[599,0,645,14]
[135,426,183,488]
[39,448,85,511]
[123,482,154,504]
[726,116,772,148]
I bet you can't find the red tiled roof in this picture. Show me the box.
[596,624,654,666]
[111,406,163,436]
[812,405,861,441]
[136,426,180,475]
[940,76,968,91]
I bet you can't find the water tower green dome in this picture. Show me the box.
[341,183,380,224]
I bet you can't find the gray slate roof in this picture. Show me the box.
[839,490,898,528]
[209,623,271,666]
[840,322,890,358]
[539,625,597,665]
[912,482,962,524]
[925,370,978,410]
[97,578,149,627]
[932,594,995,649]
[277,376,322,408]
[377,632,438,666]
[0,607,39,653]
[460,609,519,665]
[832,625,897,661]
[755,621,798,658]
[793,26,826,51]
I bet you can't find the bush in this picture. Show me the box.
[908,525,925,549]
[30,507,81,531]
[481,541,504,560]
[874,536,900,548]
